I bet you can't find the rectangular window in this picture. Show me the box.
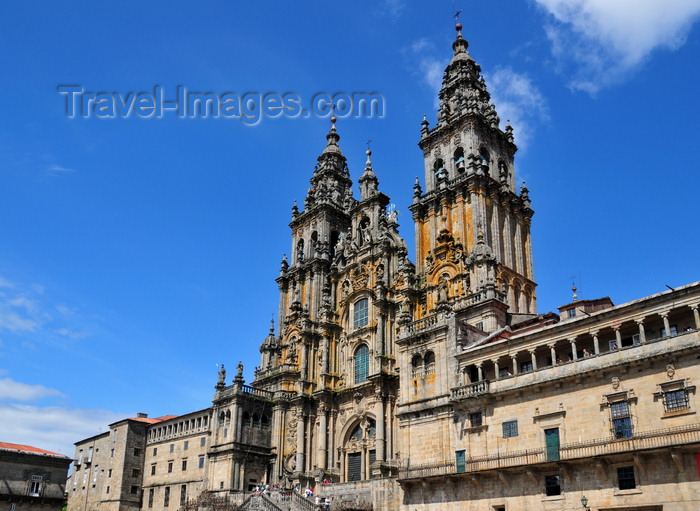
[108,469,112,478]
[151,464,156,475]
[664,389,689,411]
[148,488,154,508]
[567,309,576,318]
[164,487,170,507]
[520,361,533,373]
[545,475,561,496]
[183,440,188,450]
[130,486,138,495]
[170,443,174,453]
[661,325,678,337]
[617,466,636,490]
[182,459,187,471]
[611,401,632,438]
[168,462,173,473]
[353,298,369,329]
[132,469,140,477]
[200,437,206,447]
[134,448,141,456]
[180,485,187,505]
[106,486,110,494]
[87,446,93,462]
[110,449,114,458]
[455,450,466,473]
[153,447,157,456]
[199,456,205,469]
[29,480,41,497]
[469,412,483,428]
[475,321,484,331]
[502,420,518,438]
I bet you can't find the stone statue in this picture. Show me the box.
[218,364,226,385]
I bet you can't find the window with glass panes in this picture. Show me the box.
[502,420,518,438]
[353,299,368,329]
[664,389,689,411]
[354,344,369,383]
[611,401,632,438]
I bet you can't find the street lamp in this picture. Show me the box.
[581,495,590,510]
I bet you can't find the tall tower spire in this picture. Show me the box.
[410,23,536,327]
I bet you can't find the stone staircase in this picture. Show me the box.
[238,491,319,511]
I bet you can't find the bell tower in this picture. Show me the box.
[410,23,536,329]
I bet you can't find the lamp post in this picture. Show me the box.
[581,495,590,510]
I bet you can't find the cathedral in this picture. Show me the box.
[67,23,700,511]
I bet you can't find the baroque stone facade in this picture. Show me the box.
[67,23,700,511]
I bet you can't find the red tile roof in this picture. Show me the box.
[0,442,69,458]
[131,415,178,424]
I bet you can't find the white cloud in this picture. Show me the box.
[0,291,49,332]
[0,403,126,457]
[45,164,76,177]
[534,0,700,93]
[383,0,404,18]
[487,67,549,149]
[0,377,65,402]
[407,38,447,108]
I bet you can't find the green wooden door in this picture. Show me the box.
[545,428,560,461]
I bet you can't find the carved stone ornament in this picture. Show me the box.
[611,376,621,390]
[666,364,676,379]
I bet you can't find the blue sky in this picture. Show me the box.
[1,1,699,457]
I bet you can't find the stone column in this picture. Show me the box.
[569,338,578,360]
[387,397,396,461]
[591,331,600,355]
[477,364,483,382]
[549,344,557,365]
[511,356,518,375]
[229,404,238,443]
[232,460,240,490]
[377,313,386,356]
[375,397,385,462]
[530,349,537,370]
[614,326,622,346]
[661,311,671,337]
[318,406,327,470]
[301,341,308,380]
[635,319,646,343]
[691,305,700,330]
[296,410,305,473]
[493,359,500,379]
[328,411,337,471]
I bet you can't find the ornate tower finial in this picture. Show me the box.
[234,361,245,385]
[359,148,379,200]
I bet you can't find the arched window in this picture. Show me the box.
[296,239,304,262]
[479,148,490,165]
[424,351,436,375]
[350,424,363,441]
[411,354,422,378]
[354,344,369,383]
[354,298,369,329]
[261,415,269,428]
[454,148,465,172]
[433,158,446,179]
[309,231,318,259]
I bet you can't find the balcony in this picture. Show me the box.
[451,380,490,400]
[399,422,700,480]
